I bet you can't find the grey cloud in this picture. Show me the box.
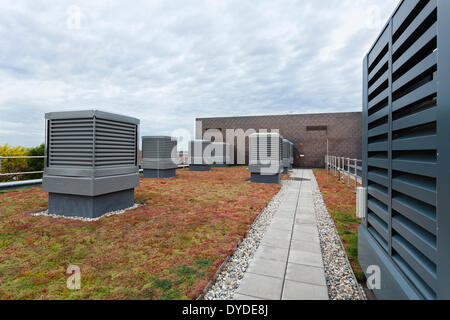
[0,0,399,149]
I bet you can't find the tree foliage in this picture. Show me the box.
[0,144,30,182]
[26,143,45,179]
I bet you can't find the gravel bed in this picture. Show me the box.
[203,180,289,300]
[311,175,365,300]
[27,203,143,222]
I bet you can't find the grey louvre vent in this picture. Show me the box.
[282,139,291,173]
[248,132,283,184]
[142,136,177,178]
[43,110,140,218]
[289,140,294,168]
[189,140,212,171]
[359,0,450,300]
[211,142,231,167]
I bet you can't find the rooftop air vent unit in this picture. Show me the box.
[282,139,291,174]
[211,142,231,167]
[142,136,177,178]
[359,0,450,300]
[42,110,140,218]
[189,140,212,171]
[289,140,294,169]
[248,132,283,184]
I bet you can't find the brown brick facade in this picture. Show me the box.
[196,112,362,168]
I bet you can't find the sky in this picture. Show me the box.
[0,0,399,150]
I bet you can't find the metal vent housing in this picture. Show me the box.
[42,110,140,218]
[359,0,450,300]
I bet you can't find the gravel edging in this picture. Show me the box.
[202,180,289,300]
[311,174,366,300]
[26,203,143,222]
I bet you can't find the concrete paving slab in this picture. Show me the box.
[291,230,320,243]
[237,273,284,300]
[253,245,289,262]
[246,258,286,279]
[285,263,327,286]
[233,293,263,300]
[290,239,321,253]
[288,249,324,268]
[282,280,328,300]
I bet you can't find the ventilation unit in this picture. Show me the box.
[189,140,212,171]
[142,136,177,178]
[42,110,140,218]
[211,142,231,167]
[359,0,450,300]
[289,140,294,169]
[282,139,291,174]
[248,132,283,184]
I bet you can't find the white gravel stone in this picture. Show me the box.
[203,180,289,300]
[311,175,366,300]
[27,203,143,222]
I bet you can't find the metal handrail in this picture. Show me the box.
[325,155,362,191]
[0,155,46,177]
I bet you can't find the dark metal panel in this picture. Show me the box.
[392,22,437,72]
[392,81,437,111]
[392,107,437,131]
[392,196,436,235]
[393,51,437,91]
[436,0,450,299]
[392,0,421,34]
[392,215,437,263]
[393,0,437,53]
[392,236,437,292]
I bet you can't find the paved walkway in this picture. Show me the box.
[234,169,329,300]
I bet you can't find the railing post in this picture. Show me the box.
[347,158,350,187]
[355,158,358,192]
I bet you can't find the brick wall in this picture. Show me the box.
[196,112,362,168]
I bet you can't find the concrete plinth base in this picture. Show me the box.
[282,167,289,174]
[143,168,176,178]
[212,164,229,168]
[190,164,211,171]
[48,189,135,218]
[250,173,281,184]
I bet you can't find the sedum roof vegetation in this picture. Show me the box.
[0,167,281,299]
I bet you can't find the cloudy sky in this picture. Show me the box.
[0,0,399,149]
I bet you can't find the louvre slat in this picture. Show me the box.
[393,22,437,72]
[392,254,435,300]
[392,160,436,177]
[368,142,389,152]
[367,158,388,169]
[392,215,437,263]
[368,171,389,187]
[393,0,437,53]
[393,51,436,91]
[392,107,436,131]
[392,135,437,151]
[392,0,420,34]
[368,107,389,124]
[392,175,436,206]
[392,195,436,235]
[369,73,389,96]
[368,88,389,109]
[392,81,437,112]
[368,123,389,137]
[368,183,389,205]
[392,236,437,292]
[368,212,389,241]
[368,197,389,223]
[368,226,388,252]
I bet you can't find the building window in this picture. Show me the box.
[306,126,327,131]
